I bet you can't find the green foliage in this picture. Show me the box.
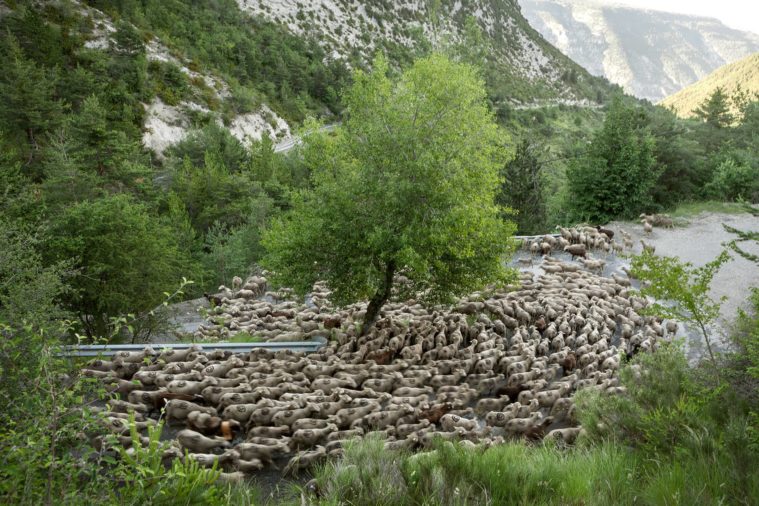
[630,250,730,365]
[44,194,192,340]
[567,98,658,223]
[0,221,71,327]
[171,151,272,234]
[645,106,707,206]
[263,54,517,327]
[112,417,226,505]
[311,433,638,506]
[693,86,735,128]
[168,123,249,172]
[148,60,189,106]
[0,33,64,175]
[202,213,269,289]
[88,0,350,121]
[704,157,759,202]
[496,139,548,235]
[575,341,759,504]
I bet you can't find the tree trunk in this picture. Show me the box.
[362,260,396,335]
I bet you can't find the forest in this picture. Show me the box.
[1,1,758,505]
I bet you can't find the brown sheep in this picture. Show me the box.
[419,402,454,425]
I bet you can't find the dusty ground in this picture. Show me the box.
[152,298,210,343]
[609,211,759,358]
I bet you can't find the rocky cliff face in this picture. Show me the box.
[237,0,610,104]
[518,0,759,101]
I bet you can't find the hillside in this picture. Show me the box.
[69,0,617,158]
[660,52,759,118]
[519,0,759,102]
[234,0,614,105]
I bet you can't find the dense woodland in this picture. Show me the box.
[1,2,758,504]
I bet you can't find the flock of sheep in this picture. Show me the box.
[83,224,676,480]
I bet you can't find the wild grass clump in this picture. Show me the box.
[309,435,639,506]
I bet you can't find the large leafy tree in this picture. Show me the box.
[45,195,189,339]
[263,54,516,330]
[567,98,657,223]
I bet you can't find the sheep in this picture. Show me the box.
[165,400,217,422]
[177,429,230,453]
[596,226,614,240]
[270,405,321,427]
[113,347,156,364]
[231,454,264,473]
[394,420,431,439]
[186,450,237,468]
[217,471,247,484]
[384,434,420,451]
[167,378,218,396]
[235,441,290,467]
[419,428,467,448]
[440,414,478,432]
[187,411,223,432]
[291,424,338,449]
[222,404,260,424]
[291,418,332,432]
[158,345,203,364]
[504,413,547,434]
[564,244,587,259]
[333,403,381,429]
[247,425,291,439]
[545,427,584,444]
[325,428,365,442]
[418,402,454,424]
[283,446,327,475]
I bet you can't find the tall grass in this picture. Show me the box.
[308,436,638,506]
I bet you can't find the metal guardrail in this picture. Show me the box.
[60,341,326,357]
[513,233,561,240]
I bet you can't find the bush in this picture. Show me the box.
[704,158,759,202]
[44,194,191,340]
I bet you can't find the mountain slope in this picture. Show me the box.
[660,53,759,118]
[518,0,759,102]
[235,0,614,105]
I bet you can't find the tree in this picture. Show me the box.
[496,139,548,235]
[567,98,657,223]
[693,87,734,128]
[0,35,64,173]
[262,54,516,331]
[630,250,730,368]
[644,106,706,206]
[44,195,188,339]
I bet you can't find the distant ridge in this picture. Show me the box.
[659,53,759,118]
[518,0,759,101]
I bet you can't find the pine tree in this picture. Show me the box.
[497,139,548,235]
[0,36,64,173]
[693,87,734,128]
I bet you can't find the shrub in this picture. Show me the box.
[44,194,190,340]
[704,158,759,202]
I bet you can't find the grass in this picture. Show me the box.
[298,430,758,506]
[669,200,749,218]
[304,435,639,506]
[225,332,265,343]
